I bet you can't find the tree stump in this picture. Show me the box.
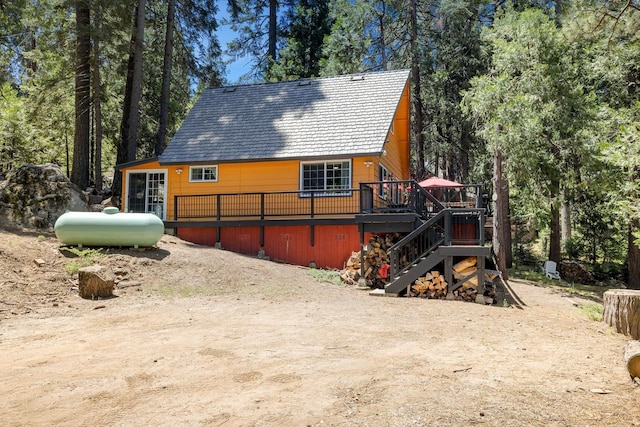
[624,340,640,379]
[78,265,115,299]
[603,289,640,340]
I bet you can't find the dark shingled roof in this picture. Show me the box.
[159,69,411,164]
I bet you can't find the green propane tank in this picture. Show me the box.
[54,207,164,248]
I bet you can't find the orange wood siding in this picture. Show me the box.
[380,83,410,180]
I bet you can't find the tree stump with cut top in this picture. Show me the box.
[78,265,115,299]
[603,289,640,340]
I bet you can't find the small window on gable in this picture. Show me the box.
[189,165,218,182]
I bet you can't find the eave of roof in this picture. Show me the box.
[115,157,159,170]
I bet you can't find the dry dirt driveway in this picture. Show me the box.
[0,229,639,426]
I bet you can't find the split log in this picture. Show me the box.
[624,340,640,379]
[454,266,478,284]
[453,256,477,273]
[603,289,640,340]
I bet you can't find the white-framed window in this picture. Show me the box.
[300,160,351,196]
[189,165,218,182]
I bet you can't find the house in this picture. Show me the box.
[118,70,411,266]
[117,69,490,297]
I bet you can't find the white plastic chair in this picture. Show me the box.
[542,260,561,280]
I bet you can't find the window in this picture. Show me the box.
[301,160,351,196]
[189,165,218,182]
[126,170,167,219]
[379,165,390,200]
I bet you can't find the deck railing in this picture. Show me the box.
[172,181,484,222]
[359,180,483,218]
[173,189,362,221]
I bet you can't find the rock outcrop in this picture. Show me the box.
[0,163,88,228]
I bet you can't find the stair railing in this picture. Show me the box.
[388,210,447,281]
[409,181,446,218]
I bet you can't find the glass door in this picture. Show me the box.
[126,171,166,219]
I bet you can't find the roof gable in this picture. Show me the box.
[159,69,411,164]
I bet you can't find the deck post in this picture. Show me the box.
[310,224,315,246]
[310,191,315,218]
[445,256,453,295]
[444,210,452,246]
[359,225,365,283]
[475,255,486,304]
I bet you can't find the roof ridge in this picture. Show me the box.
[213,69,410,91]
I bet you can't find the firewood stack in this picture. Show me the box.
[559,261,593,284]
[363,234,402,289]
[451,257,479,300]
[339,251,362,285]
[451,256,499,302]
[410,270,448,298]
[339,234,402,288]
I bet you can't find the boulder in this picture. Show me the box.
[78,265,115,299]
[0,163,88,228]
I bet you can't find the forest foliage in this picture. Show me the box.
[0,0,639,285]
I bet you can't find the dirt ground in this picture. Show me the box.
[1,222,639,427]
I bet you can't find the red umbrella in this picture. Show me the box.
[418,176,462,187]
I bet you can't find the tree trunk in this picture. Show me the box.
[624,340,640,379]
[114,0,145,203]
[561,190,571,252]
[92,4,103,192]
[549,179,561,263]
[112,42,134,204]
[268,0,277,66]
[603,289,640,339]
[629,219,640,289]
[25,27,37,75]
[71,0,91,190]
[409,0,425,179]
[155,0,175,156]
[378,3,387,71]
[492,146,510,279]
[127,0,146,162]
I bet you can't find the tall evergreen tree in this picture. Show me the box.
[420,0,488,182]
[271,0,331,79]
[320,0,372,75]
[227,0,289,80]
[463,7,594,264]
[155,0,175,156]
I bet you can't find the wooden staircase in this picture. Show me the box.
[356,179,490,298]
